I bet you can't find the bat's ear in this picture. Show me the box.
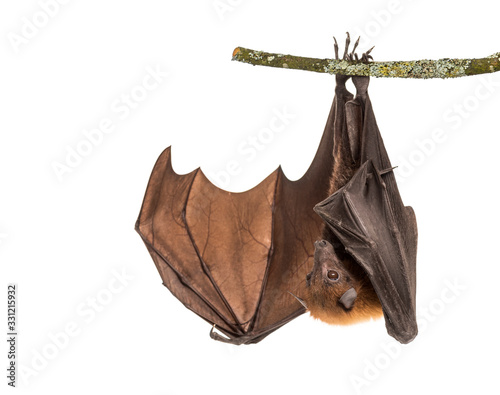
[339,287,357,309]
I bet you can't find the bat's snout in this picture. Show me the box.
[308,240,329,287]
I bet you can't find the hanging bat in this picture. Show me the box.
[303,44,418,343]
[135,35,418,344]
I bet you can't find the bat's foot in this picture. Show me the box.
[334,32,374,63]
[344,33,360,62]
[333,35,350,86]
[334,33,374,87]
[360,47,375,63]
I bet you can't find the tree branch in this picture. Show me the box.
[232,47,500,79]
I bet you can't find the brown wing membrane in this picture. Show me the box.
[314,91,418,344]
[136,85,344,344]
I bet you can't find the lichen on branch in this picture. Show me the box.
[232,47,500,79]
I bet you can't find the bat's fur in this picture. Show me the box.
[305,75,383,325]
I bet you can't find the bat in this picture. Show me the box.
[304,71,418,344]
[135,35,418,344]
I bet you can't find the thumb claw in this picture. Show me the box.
[288,291,308,309]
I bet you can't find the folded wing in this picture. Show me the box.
[314,93,418,344]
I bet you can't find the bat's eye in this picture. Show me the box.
[327,270,339,281]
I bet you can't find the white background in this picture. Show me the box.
[1,1,499,394]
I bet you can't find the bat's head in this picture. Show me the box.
[304,239,382,325]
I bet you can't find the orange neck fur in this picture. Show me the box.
[306,278,383,325]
